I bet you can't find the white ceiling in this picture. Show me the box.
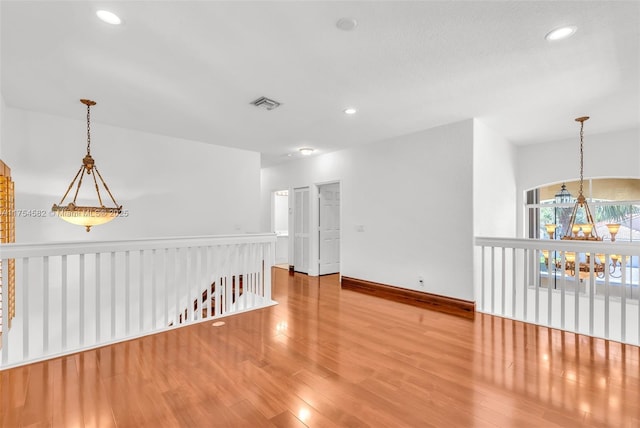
[2,1,638,167]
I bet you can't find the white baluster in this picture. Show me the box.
[1,258,9,365]
[194,246,201,319]
[23,257,30,360]
[480,247,485,312]
[198,246,203,317]
[95,253,101,343]
[79,254,85,346]
[43,256,49,353]
[163,248,168,327]
[61,254,67,349]
[139,250,144,332]
[560,251,566,330]
[523,248,528,322]
[637,256,640,345]
[185,247,191,322]
[574,252,580,334]
[125,250,130,336]
[501,247,506,316]
[173,248,180,324]
[589,252,595,336]
[621,255,627,342]
[604,253,610,339]
[250,244,256,307]
[214,246,221,317]
[266,239,275,301]
[511,248,516,318]
[205,246,211,319]
[111,252,116,339]
[264,242,269,299]
[534,249,540,325]
[234,246,240,310]
[547,248,552,327]
[151,249,157,329]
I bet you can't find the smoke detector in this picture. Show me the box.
[251,96,281,111]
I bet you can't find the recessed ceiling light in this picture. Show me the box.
[96,10,122,25]
[299,148,314,156]
[545,26,577,41]
[344,108,357,115]
[336,17,358,31]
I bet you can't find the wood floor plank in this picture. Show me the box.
[1,268,640,427]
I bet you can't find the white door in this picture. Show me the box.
[318,183,340,275]
[293,187,310,273]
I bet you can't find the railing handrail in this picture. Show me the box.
[474,235,640,346]
[1,232,276,368]
[0,233,277,258]
[475,236,640,255]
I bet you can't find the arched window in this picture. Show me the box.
[526,178,640,242]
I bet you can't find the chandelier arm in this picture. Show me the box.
[58,165,84,205]
[563,201,580,239]
[91,167,105,207]
[610,262,622,278]
[583,202,600,239]
[72,167,87,205]
[94,166,120,208]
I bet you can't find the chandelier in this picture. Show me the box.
[52,99,122,232]
[543,250,627,280]
[561,117,619,241]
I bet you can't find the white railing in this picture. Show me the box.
[475,237,640,346]
[0,233,276,369]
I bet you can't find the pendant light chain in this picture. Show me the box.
[578,119,584,198]
[86,102,92,155]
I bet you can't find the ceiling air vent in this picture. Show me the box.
[251,96,281,111]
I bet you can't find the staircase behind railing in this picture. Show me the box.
[0,233,276,369]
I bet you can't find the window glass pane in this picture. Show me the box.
[528,179,640,242]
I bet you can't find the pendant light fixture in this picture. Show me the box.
[52,99,122,232]
[562,117,600,240]
[561,116,621,241]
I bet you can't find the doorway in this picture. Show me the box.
[318,182,340,275]
[293,187,310,273]
[272,190,289,266]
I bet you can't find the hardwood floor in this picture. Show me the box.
[2,269,639,427]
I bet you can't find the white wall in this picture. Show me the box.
[472,119,517,306]
[515,127,640,237]
[2,107,261,243]
[473,119,517,238]
[261,120,476,301]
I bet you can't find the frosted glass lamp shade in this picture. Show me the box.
[606,224,620,242]
[52,203,120,232]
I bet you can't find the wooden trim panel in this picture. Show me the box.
[341,276,475,318]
